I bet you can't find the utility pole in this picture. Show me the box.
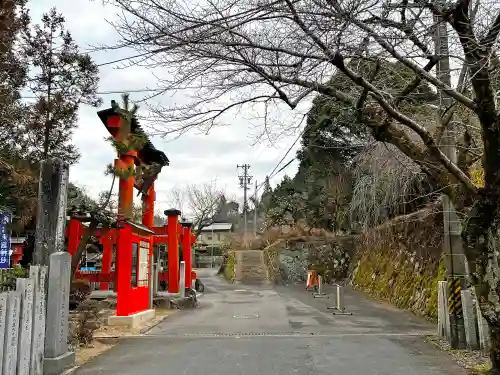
[384,2,467,348]
[237,164,252,243]
[253,180,258,236]
[433,11,467,349]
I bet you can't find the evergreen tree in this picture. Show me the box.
[260,175,273,213]
[24,8,101,164]
[0,0,30,154]
[262,176,271,195]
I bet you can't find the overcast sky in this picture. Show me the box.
[28,0,308,215]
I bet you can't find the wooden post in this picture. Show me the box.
[34,158,69,267]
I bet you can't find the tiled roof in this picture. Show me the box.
[198,222,233,231]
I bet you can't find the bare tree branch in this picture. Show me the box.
[167,181,225,237]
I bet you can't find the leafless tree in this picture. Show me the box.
[168,181,225,237]
[106,0,500,366]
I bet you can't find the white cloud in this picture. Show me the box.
[29,0,304,214]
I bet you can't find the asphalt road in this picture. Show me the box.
[74,270,466,375]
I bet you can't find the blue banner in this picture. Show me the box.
[0,211,12,269]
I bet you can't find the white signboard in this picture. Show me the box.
[138,242,150,286]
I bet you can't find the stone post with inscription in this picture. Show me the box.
[34,158,69,267]
[0,292,7,374]
[17,277,35,375]
[30,266,47,375]
[3,291,20,375]
[44,252,74,375]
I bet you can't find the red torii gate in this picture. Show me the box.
[68,216,196,295]
[68,101,196,318]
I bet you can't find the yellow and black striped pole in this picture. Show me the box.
[447,278,463,318]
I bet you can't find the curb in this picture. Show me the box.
[61,313,175,374]
[140,313,173,335]
[61,365,80,375]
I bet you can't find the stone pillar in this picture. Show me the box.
[34,158,69,267]
[475,302,491,356]
[17,278,34,375]
[0,293,8,375]
[3,292,20,375]
[30,266,47,375]
[461,289,479,350]
[438,281,451,340]
[44,252,75,375]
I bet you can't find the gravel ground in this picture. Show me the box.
[426,335,490,374]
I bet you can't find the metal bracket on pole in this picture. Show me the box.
[326,284,353,315]
[313,275,328,298]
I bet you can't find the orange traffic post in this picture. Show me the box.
[181,221,193,288]
[165,209,181,293]
[306,270,318,291]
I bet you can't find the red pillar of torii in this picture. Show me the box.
[181,221,193,289]
[142,184,155,228]
[164,209,181,293]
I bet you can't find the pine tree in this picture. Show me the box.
[262,176,272,195]
[24,8,101,164]
[259,175,273,212]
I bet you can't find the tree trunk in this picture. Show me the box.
[463,194,500,372]
[70,219,99,281]
[490,324,500,375]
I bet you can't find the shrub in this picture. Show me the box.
[70,300,101,347]
[70,279,91,309]
[0,265,28,291]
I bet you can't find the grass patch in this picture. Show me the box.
[468,363,491,374]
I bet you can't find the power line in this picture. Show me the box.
[267,128,305,179]
[254,128,305,194]
[21,88,164,100]
[95,51,158,67]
